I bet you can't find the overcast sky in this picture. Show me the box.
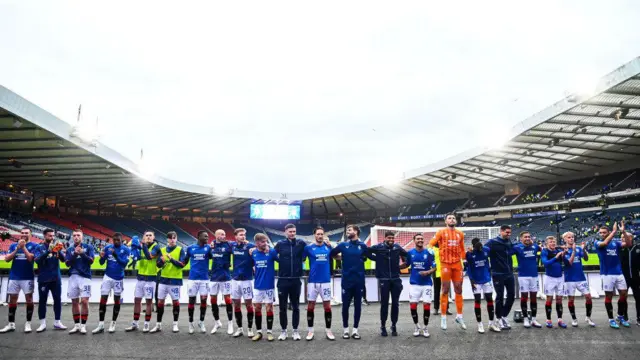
[1,0,639,193]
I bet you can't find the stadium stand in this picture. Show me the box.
[142,218,196,244]
[205,222,236,240]
[173,221,215,241]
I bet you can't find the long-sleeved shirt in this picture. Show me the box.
[429,228,465,264]
[274,238,306,279]
[484,236,514,278]
[99,244,131,280]
[330,239,368,289]
[210,241,233,282]
[65,243,95,279]
[231,242,255,281]
[156,245,187,285]
[366,243,408,280]
[34,242,65,283]
[466,247,491,284]
[185,243,212,281]
[252,248,279,290]
[541,248,563,278]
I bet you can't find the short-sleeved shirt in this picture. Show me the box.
[406,248,435,286]
[304,243,332,284]
[8,242,37,280]
[513,243,540,277]
[595,240,623,275]
[563,247,587,282]
[185,244,212,281]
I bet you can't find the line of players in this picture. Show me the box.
[0,219,636,339]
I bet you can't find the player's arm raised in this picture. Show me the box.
[22,242,35,262]
[598,222,618,247]
[428,231,441,248]
[620,221,633,248]
[4,243,19,262]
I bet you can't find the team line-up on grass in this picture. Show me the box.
[0,216,638,341]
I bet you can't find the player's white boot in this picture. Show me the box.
[227,322,234,335]
[306,328,315,340]
[351,328,360,339]
[455,316,467,330]
[211,320,222,334]
[54,320,67,330]
[292,329,301,341]
[142,322,150,333]
[149,323,162,333]
[92,322,105,334]
[108,321,116,333]
[189,322,195,334]
[423,328,430,338]
[530,318,542,328]
[278,329,287,341]
[440,316,447,330]
[198,321,206,333]
[488,321,501,333]
[172,321,179,333]
[79,324,87,334]
[325,329,335,340]
[477,322,485,334]
[0,323,16,333]
[586,317,596,327]
[68,324,80,334]
[413,324,421,337]
[342,329,350,339]
[523,317,531,328]
[37,320,47,333]
[233,328,244,338]
[24,321,32,333]
[247,328,254,337]
[125,321,138,332]
[571,319,579,327]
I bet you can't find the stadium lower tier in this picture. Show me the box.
[1,272,627,304]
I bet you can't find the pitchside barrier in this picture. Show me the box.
[1,272,631,305]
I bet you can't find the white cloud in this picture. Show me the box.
[1,0,639,193]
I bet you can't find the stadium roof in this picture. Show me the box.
[1,57,640,218]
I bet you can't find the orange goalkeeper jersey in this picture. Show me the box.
[429,228,465,264]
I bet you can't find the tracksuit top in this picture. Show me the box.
[367,243,407,280]
[274,238,307,279]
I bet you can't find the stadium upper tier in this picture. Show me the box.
[1,58,640,219]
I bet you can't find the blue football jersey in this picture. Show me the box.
[513,243,540,277]
[541,248,563,278]
[252,248,278,290]
[231,242,255,281]
[595,240,623,275]
[210,241,233,281]
[8,242,37,280]
[65,243,95,279]
[563,247,587,282]
[186,244,212,281]
[406,248,435,286]
[100,244,131,280]
[466,247,492,284]
[304,243,331,284]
